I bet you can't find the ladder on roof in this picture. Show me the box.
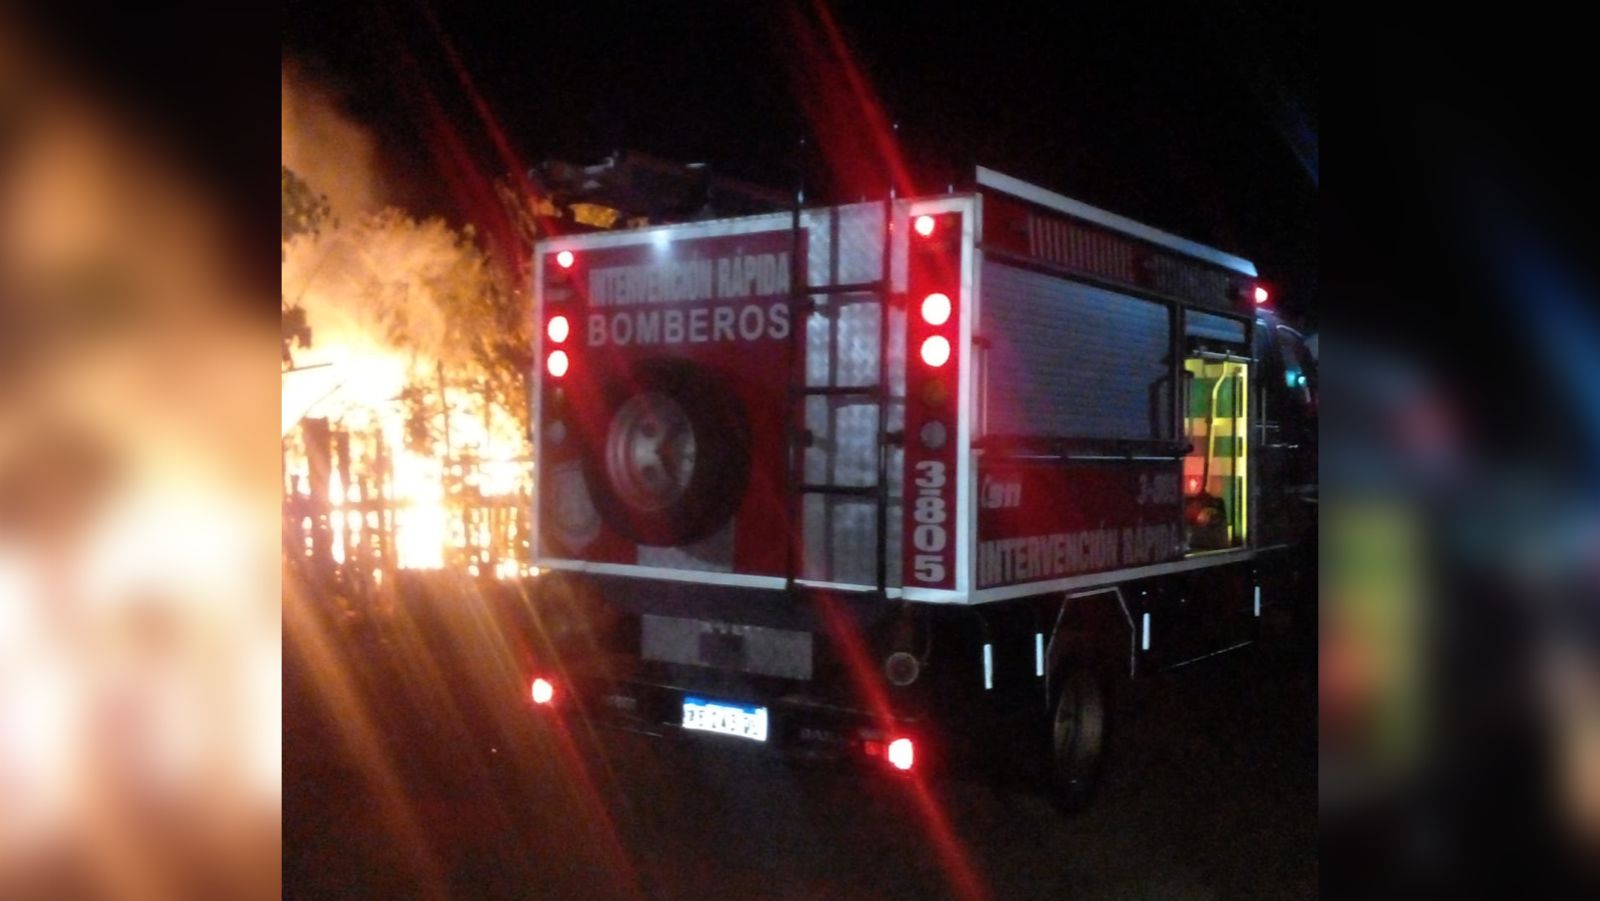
[784,187,899,594]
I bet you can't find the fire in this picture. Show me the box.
[282,59,537,585]
[283,376,531,580]
[282,206,535,584]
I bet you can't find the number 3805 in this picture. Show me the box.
[912,460,947,583]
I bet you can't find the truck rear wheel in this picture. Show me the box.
[1049,659,1107,812]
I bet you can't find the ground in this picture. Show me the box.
[283,589,1316,900]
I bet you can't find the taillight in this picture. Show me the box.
[555,249,575,269]
[1253,285,1269,305]
[920,292,952,326]
[546,350,570,378]
[919,335,951,368]
[887,737,915,771]
[547,315,570,344]
[862,735,916,771]
[913,215,936,237]
[530,677,555,705]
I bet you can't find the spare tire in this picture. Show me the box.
[581,358,750,546]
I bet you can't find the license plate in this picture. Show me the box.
[681,697,768,742]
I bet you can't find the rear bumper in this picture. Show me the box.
[555,662,927,770]
[523,572,990,772]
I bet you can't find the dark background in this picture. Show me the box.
[282,0,1317,325]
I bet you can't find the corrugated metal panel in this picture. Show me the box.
[980,264,1173,441]
[1186,310,1247,345]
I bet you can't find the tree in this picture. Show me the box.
[281,205,530,435]
[282,165,331,243]
[281,166,329,365]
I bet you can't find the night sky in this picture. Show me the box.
[284,1,1316,323]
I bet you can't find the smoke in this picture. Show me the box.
[281,57,527,427]
[281,61,384,222]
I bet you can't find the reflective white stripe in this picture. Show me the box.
[897,586,970,605]
[1253,584,1261,617]
[968,548,1262,605]
[542,546,1286,606]
[795,578,904,597]
[536,559,788,590]
[1034,632,1045,677]
[982,643,993,690]
[1141,613,1151,651]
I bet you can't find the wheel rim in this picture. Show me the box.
[605,391,697,512]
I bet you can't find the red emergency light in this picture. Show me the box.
[555,250,575,270]
[913,215,937,237]
[530,676,555,705]
[547,315,570,344]
[546,349,570,378]
[920,335,951,368]
[1253,285,1269,305]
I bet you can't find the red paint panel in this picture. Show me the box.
[975,460,1184,589]
[538,229,803,576]
[902,213,962,590]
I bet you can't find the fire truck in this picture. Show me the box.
[526,166,1317,807]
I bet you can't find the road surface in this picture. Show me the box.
[284,585,1315,900]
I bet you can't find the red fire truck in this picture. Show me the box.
[526,167,1316,807]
